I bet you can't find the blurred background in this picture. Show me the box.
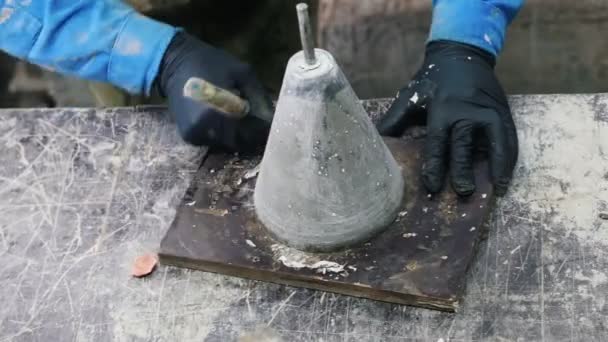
[2,0,608,108]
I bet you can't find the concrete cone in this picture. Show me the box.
[253,48,404,252]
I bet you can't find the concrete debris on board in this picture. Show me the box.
[406,260,417,271]
[194,208,228,217]
[243,163,261,180]
[410,92,419,104]
[271,244,347,275]
[278,257,346,275]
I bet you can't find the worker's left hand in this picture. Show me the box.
[155,32,273,153]
[377,40,518,196]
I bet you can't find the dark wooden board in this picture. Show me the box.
[159,137,494,312]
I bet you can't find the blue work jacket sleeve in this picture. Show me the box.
[429,0,525,56]
[0,0,177,95]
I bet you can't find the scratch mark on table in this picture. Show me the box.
[267,291,296,327]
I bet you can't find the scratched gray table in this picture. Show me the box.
[0,95,607,342]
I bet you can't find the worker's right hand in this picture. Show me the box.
[155,32,273,153]
[377,40,518,196]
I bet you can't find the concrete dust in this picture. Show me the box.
[271,244,346,275]
[0,7,13,24]
[243,163,261,180]
[205,155,261,210]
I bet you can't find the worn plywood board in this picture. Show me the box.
[160,137,494,311]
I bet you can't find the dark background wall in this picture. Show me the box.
[1,0,607,107]
[319,0,608,98]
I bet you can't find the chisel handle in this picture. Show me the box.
[183,77,250,119]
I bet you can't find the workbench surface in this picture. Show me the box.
[0,96,607,341]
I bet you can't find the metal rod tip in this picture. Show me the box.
[296,2,317,66]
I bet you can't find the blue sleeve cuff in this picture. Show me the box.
[108,12,177,95]
[428,1,522,56]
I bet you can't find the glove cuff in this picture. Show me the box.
[155,31,198,98]
[428,1,516,56]
[426,40,496,67]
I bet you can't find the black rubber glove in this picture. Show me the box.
[156,32,273,153]
[377,41,518,196]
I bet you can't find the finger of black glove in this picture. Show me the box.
[236,70,274,124]
[173,96,239,149]
[376,83,421,136]
[483,115,517,196]
[450,120,476,196]
[235,116,271,154]
[422,123,450,193]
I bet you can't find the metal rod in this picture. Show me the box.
[296,3,317,65]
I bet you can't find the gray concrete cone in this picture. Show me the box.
[253,4,404,252]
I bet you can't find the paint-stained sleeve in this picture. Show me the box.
[0,0,177,94]
[429,0,525,56]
